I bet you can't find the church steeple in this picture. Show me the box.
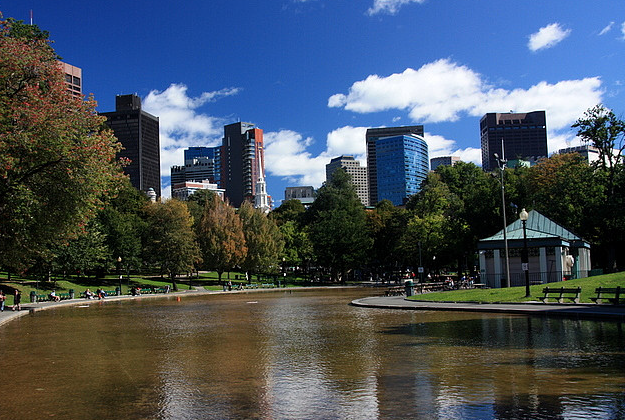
[254,149,270,213]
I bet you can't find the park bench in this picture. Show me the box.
[538,287,581,304]
[385,286,405,296]
[261,283,276,288]
[244,283,259,289]
[413,282,446,294]
[590,287,624,305]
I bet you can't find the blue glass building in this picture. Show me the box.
[184,146,219,162]
[366,126,429,206]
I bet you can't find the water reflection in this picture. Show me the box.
[0,289,623,419]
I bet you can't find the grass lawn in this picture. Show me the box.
[0,271,311,305]
[407,271,625,303]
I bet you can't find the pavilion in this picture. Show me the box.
[477,210,591,288]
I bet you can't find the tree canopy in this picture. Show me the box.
[0,16,123,272]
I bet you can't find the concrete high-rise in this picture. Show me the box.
[325,155,368,206]
[480,111,547,172]
[102,94,161,197]
[430,156,461,171]
[222,122,264,207]
[366,126,428,206]
[59,61,81,98]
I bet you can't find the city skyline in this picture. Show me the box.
[4,0,624,203]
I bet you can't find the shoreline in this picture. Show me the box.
[351,296,625,321]
[0,285,363,327]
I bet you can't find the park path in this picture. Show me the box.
[352,296,625,321]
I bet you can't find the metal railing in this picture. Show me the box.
[481,270,594,288]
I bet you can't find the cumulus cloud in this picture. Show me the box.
[263,126,371,188]
[599,21,614,36]
[328,59,603,131]
[263,125,482,189]
[141,83,240,196]
[264,130,328,187]
[528,23,571,52]
[366,0,426,15]
[622,21,625,40]
[424,132,482,165]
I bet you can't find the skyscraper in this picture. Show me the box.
[171,146,221,186]
[430,156,461,171]
[101,94,161,197]
[480,111,547,172]
[222,122,264,208]
[59,61,81,98]
[325,155,369,206]
[366,126,428,206]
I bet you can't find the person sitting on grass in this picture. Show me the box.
[84,289,94,299]
[96,288,106,299]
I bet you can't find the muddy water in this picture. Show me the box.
[0,288,623,419]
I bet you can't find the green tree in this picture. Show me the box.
[573,104,624,177]
[402,172,468,276]
[526,153,602,238]
[198,197,247,283]
[366,200,408,277]
[98,178,148,273]
[238,201,284,282]
[0,17,123,272]
[144,200,201,290]
[572,105,625,271]
[305,168,371,282]
[279,220,313,275]
[51,220,110,279]
[269,199,306,226]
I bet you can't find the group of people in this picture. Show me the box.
[0,290,21,311]
[83,289,106,299]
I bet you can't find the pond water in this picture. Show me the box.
[0,288,624,420]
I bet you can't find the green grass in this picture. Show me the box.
[407,271,625,303]
[0,270,311,305]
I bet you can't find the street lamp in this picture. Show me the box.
[519,208,530,297]
[494,150,511,288]
[117,256,122,296]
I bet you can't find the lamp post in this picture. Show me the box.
[117,256,122,295]
[494,150,511,288]
[519,208,530,297]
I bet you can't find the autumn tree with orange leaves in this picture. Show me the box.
[0,16,123,271]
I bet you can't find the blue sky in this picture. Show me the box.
[3,0,624,203]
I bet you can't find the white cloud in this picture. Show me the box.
[263,130,327,187]
[425,132,482,165]
[141,83,240,197]
[528,23,571,52]
[367,0,426,16]
[264,126,369,188]
[328,59,603,131]
[326,126,368,159]
[599,21,614,36]
[621,21,625,40]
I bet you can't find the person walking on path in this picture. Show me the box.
[12,290,21,311]
[0,291,5,311]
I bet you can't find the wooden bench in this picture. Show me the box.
[538,287,581,304]
[590,287,624,305]
[385,286,405,296]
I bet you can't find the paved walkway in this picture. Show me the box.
[352,296,625,321]
[3,289,624,327]
[0,287,227,327]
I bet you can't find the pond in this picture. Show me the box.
[0,288,623,419]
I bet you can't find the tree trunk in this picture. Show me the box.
[170,272,178,291]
